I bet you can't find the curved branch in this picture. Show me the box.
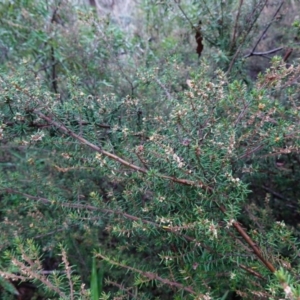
[249,1,284,56]
[34,111,212,192]
[1,188,267,280]
[244,47,283,58]
[31,110,275,273]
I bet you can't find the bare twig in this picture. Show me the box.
[230,0,244,52]
[174,1,217,47]
[227,0,268,74]
[283,48,293,62]
[244,47,283,58]
[248,1,284,57]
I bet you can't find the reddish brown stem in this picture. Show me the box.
[2,188,267,280]
[29,111,275,274]
[219,205,276,273]
[35,111,212,192]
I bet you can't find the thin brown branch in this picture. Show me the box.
[235,225,276,272]
[227,0,268,74]
[134,150,149,170]
[230,0,244,51]
[1,188,210,250]
[97,253,196,295]
[234,102,250,127]
[174,0,217,47]
[283,48,293,63]
[174,0,195,30]
[12,258,67,299]
[29,110,276,274]
[238,144,264,159]
[9,86,276,277]
[240,264,266,280]
[34,111,212,192]
[219,205,276,273]
[1,188,267,280]
[154,77,173,100]
[105,279,136,298]
[248,1,284,56]
[244,47,283,58]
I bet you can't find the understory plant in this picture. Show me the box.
[1,56,300,299]
[1,0,300,300]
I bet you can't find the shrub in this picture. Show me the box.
[1,0,300,299]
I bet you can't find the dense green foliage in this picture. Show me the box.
[1,0,300,299]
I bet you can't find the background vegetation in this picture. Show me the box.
[1,0,300,299]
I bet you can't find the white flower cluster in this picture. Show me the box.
[225,172,240,185]
[156,216,172,226]
[226,219,235,229]
[30,131,45,142]
[13,112,25,121]
[275,221,286,228]
[95,152,107,167]
[164,145,185,169]
[157,196,165,202]
[227,133,236,155]
[208,221,218,239]
[197,292,212,300]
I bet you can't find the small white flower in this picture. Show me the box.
[283,283,292,298]
[208,222,218,239]
[158,196,165,202]
[276,221,286,228]
[13,112,25,121]
[30,131,45,142]
[226,219,235,228]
